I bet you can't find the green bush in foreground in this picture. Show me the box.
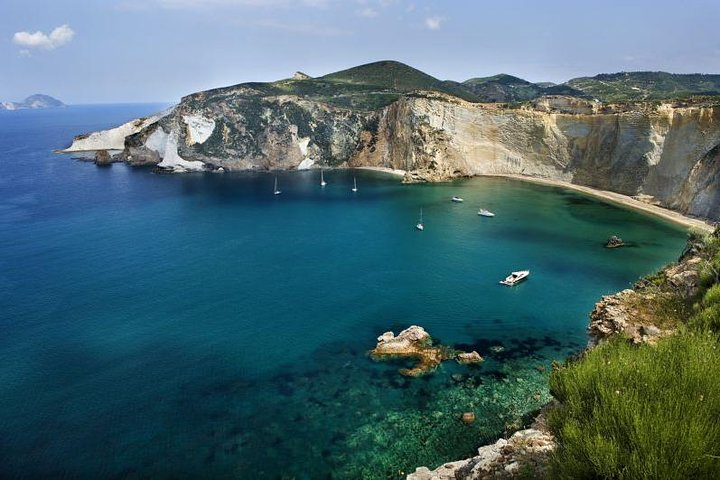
[548,332,720,479]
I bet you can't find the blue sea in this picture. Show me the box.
[0,105,688,479]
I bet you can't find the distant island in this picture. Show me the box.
[1,94,65,110]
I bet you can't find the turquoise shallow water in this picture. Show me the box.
[0,106,688,479]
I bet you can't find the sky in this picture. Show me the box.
[1,0,720,104]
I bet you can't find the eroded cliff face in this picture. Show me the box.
[68,92,720,219]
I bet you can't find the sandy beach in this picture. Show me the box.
[484,174,715,232]
[356,166,407,177]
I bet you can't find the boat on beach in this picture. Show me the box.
[499,270,530,286]
[478,208,495,217]
[451,196,464,203]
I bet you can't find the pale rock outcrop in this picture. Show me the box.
[63,112,168,152]
[371,326,483,376]
[182,115,215,145]
[408,417,555,480]
[588,253,704,346]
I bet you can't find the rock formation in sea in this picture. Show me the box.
[370,326,483,376]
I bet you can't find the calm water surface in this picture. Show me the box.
[0,105,688,478]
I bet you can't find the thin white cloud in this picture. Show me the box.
[358,7,378,17]
[424,16,443,30]
[141,0,332,8]
[13,24,75,50]
[254,19,348,36]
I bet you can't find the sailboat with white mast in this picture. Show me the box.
[320,169,327,187]
[273,176,281,195]
[351,176,358,192]
[416,208,424,231]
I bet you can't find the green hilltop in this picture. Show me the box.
[185,61,720,111]
[568,71,720,101]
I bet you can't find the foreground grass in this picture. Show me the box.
[548,229,720,479]
[549,332,720,479]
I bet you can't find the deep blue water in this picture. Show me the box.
[0,105,688,479]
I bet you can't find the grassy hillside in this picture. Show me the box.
[186,62,720,112]
[463,74,544,102]
[462,74,587,102]
[567,72,720,102]
[321,60,482,102]
[548,229,720,479]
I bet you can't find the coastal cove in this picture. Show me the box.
[0,106,691,478]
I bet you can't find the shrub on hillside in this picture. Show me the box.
[548,332,720,479]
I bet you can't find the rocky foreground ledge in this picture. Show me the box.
[408,412,555,480]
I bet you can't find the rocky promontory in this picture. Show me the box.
[60,61,720,221]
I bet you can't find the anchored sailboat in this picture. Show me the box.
[351,176,358,192]
[320,169,327,187]
[273,176,281,195]
[416,208,424,231]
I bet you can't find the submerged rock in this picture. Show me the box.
[456,351,484,364]
[461,412,476,424]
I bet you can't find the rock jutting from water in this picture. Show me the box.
[370,326,483,377]
[605,235,625,248]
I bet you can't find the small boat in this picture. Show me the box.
[499,270,530,286]
[320,169,327,187]
[478,208,495,217]
[351,176,358,192]
[451,196,464,203]
[273,176,282,195]
[416,208,424,231]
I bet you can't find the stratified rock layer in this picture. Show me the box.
[65,93,720,218]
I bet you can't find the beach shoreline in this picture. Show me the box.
[481,174,714,232]
[356,166,407,177]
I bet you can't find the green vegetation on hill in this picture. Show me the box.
[567,72,720,102]
[462,74,587,102]
[185,62,720,112]
[548,229,720,479]
[462,74,543,103]
[322,60,482,103]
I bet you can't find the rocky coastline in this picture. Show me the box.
[405,231,712,479]
[59,80,720,222]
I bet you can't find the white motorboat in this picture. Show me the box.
[320,169,327,187]
[273,176,282,195]
[478,208,495,217]
[451,196,464,203]
[351,176,358,192]
[499,270,530,286]
[416,208,424,231]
